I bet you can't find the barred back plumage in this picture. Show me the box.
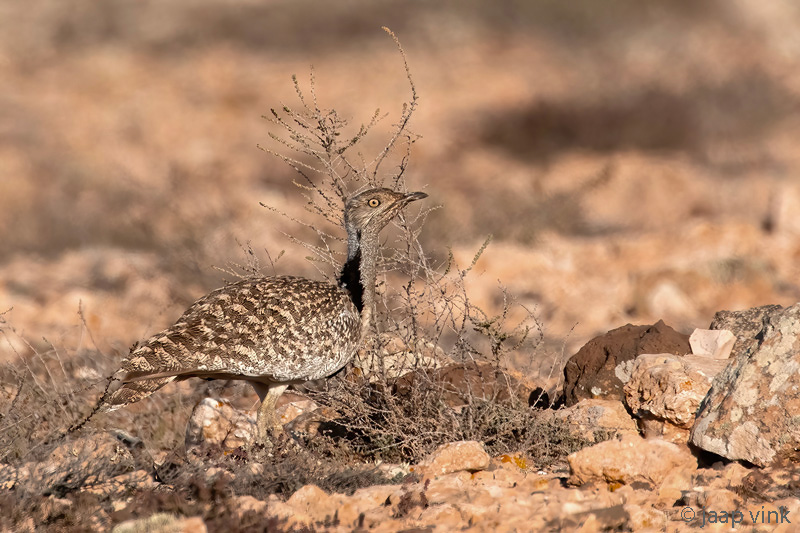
[101,188,427,444]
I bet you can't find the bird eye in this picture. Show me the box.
[368,198,381,208]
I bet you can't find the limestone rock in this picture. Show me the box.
[563,320,690,406]
[689,328,736,359]
[415,440,490,477]
[624,353,728,443]
[567,434,698,487]
[692,303,800,466]
[185,398,255,452]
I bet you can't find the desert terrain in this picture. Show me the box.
[2,1,800,531]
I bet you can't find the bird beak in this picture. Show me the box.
[405,191,428,203]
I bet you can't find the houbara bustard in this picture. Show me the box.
[100,188,427,445]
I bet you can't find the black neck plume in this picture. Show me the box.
[338,248,364,312]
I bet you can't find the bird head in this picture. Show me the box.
[345,188,428,236]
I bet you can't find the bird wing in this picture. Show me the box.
[118,276,361,383]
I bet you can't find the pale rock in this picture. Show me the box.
[771,498,800,533]
[36,496,74,525]
[265,499,313,528]
[286,484,339,523]
[697,488,741,512]
[624,353,727,442]
[376,462,412,479]
[647,280,696,319]
[416,504,465,530]
[568,435,698,487]
[424,471,475,505]
[415,440,490,477]
[514,473,555,493]
[368,518,414,532]
[657,469,694,505]
[233,495,267,515]
[636,418,690,445]
[771,182,800,236]
[0,464,19,491]
[624,504,668,531]
[359,506,404,530]
[472,466,525,487]
[203,466,234,484]
[275,391,320,425]
[6,434,137,493]
[742,501,787,527]
[575,514,602,533]
[552,399,639,442]
[185,398,255,451]
[112,514,206,533]
[84,470,155,498]
[351,484,403,507]
[569,504,629,532]
[689,328,736,359]
[712,463,751,489]
[692,303,800,466]
[336,485,402,527]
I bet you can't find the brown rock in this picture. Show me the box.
[185,398,255,452]
[415,440,491,477]
[563,320,690,406]
[394,361,532,409]
[692,303,800,466]
[568,435,698,487]
[624,353,728,443]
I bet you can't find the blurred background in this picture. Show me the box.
[2,0,800,366]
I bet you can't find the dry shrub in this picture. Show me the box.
[256,28,581,467]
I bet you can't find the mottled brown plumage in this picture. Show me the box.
[101,188,427,444]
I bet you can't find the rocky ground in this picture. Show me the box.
[3,1,800,531]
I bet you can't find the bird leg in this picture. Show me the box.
[252,383,288,447]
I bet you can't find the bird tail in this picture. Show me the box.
[68,373,176,434]
[98,375,177,413]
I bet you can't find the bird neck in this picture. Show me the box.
[338,228,378,339]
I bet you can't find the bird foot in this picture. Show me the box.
[254,418,285,450]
